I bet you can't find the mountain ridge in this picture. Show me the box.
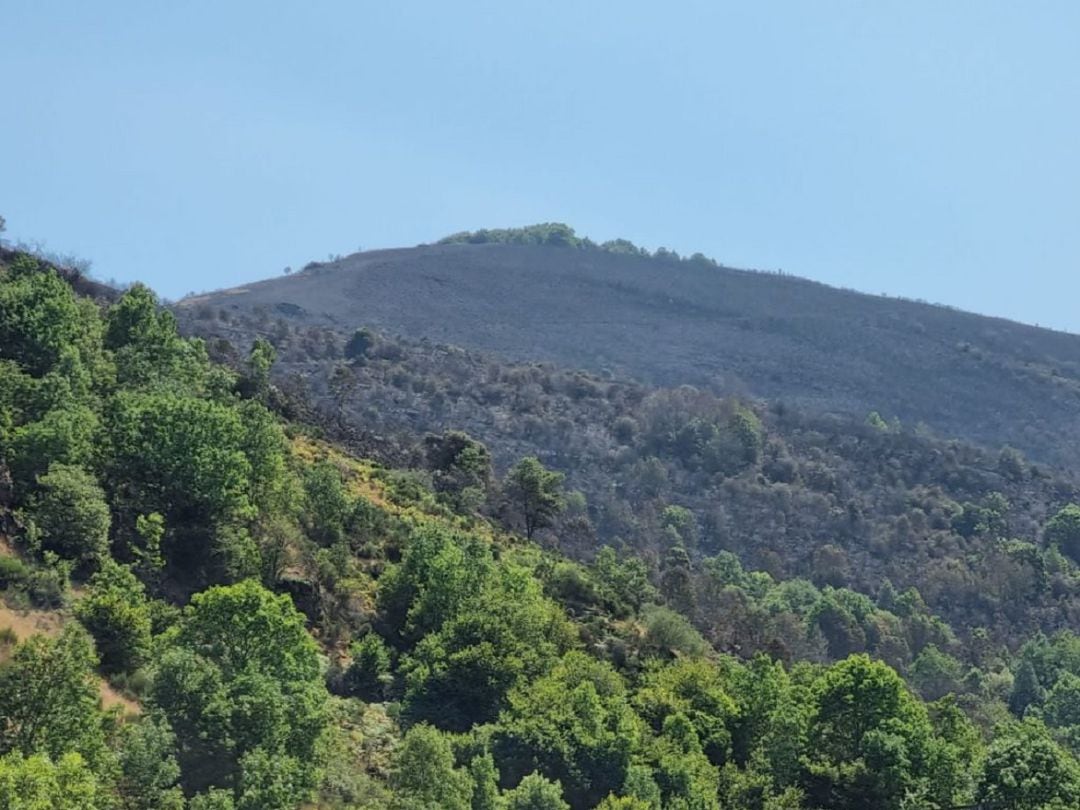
[180,235,1080,469]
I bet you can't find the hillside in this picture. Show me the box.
[4,245,1080,809]
[179,227,1080,469]
[180,304,1080,655]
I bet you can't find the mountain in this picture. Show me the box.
[5,243,1080,808]
[179,227,1080,469]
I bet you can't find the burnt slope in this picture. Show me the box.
[179,241,1080,467]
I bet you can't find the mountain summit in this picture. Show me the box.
[181,226,1080,467]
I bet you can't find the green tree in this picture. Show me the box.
[909,644,964,701]
[650,714,720,809]
[1045,504,1080,563]
[1044,671,1080,734]
[25,463,110,565]
[151,580,328,801]
[1010,659,1046,717]
[494,652,643,809]
[114,716,184,810]
[389,724,473,810]
[0,626,106,766]
[0,264,83,376]
[75,561,152,674]
[975,719,1080,809]
[402,563,573,731]
[6,405,99,494]
[469,752,502,810]
[635,658,738,767]
[0,751,103,810]
[801,655,939,810]
[303,460,351,546]
[425,431,493,513]
[243,338,276,401]
[505,457,565,540]
[504,773,569,810]
[344,633,391,701]
[105,283,207,387]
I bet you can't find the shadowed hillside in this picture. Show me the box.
[179,234,1080,468]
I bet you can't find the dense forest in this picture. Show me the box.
[3,250,1080,809]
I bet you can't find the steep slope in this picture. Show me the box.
[179,236,1080,468]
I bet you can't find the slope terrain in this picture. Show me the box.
[4,244,1080,808]
[180,232,1080,468]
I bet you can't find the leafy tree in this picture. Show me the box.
[1045,504,1080,564]
[344,633,391,701]
[0,626,106,766]
[0,751,103,810]
[114,715,184,810]
[1011,659,1046,717]
[504,773,569,810]
[151,580,328,801]
[1044,672,1080,735]
[344,328,375,361]
[494,652,643,809]
[634,659,738,767]
[6,405,99,494]
[402,564,573,730]
[505,457,565,540]
[105,283,207,387]
[909,644,964,701]
[303,460,350,546]
[25,463,110,564]
[0,264,83,376]
[389,724,473,810]
[425,430,493,513]
[377,526,494,643]
[75,560,152,674]
[592,546,656,616]
[243,338,276,401]
[469,752,502,810]
[975,719,1080,809]
[801,655,940,810]
[649,713,720,809]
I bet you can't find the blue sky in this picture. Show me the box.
[1,2,1078,330]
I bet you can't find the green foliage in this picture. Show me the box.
[105,283,207,387]
[344,633,391,701]
[389,724,473,810]
[975,719,1080,809]
[0,626,106,767]
[801,655,940,810]
[0,751,104,810]
[909,644,964,701]
[438,223,584,249]
[75,560,152,674]
[504,773,569,810]
[635,659,738,766]
[303,460,350,546]
[425,430,492,513]
[344,328,375,361]
[1045,503,1080,563]
[0,264,84,376]
[244,337,276,400]
[25,464,110,565]
[505,457,565,540]
[6,405,99,494]
[114,716,184,810]
[399,549,574,730]
[151,580,328,801]
[494,652,643,809]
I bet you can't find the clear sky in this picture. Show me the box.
[2,2,1078,329]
